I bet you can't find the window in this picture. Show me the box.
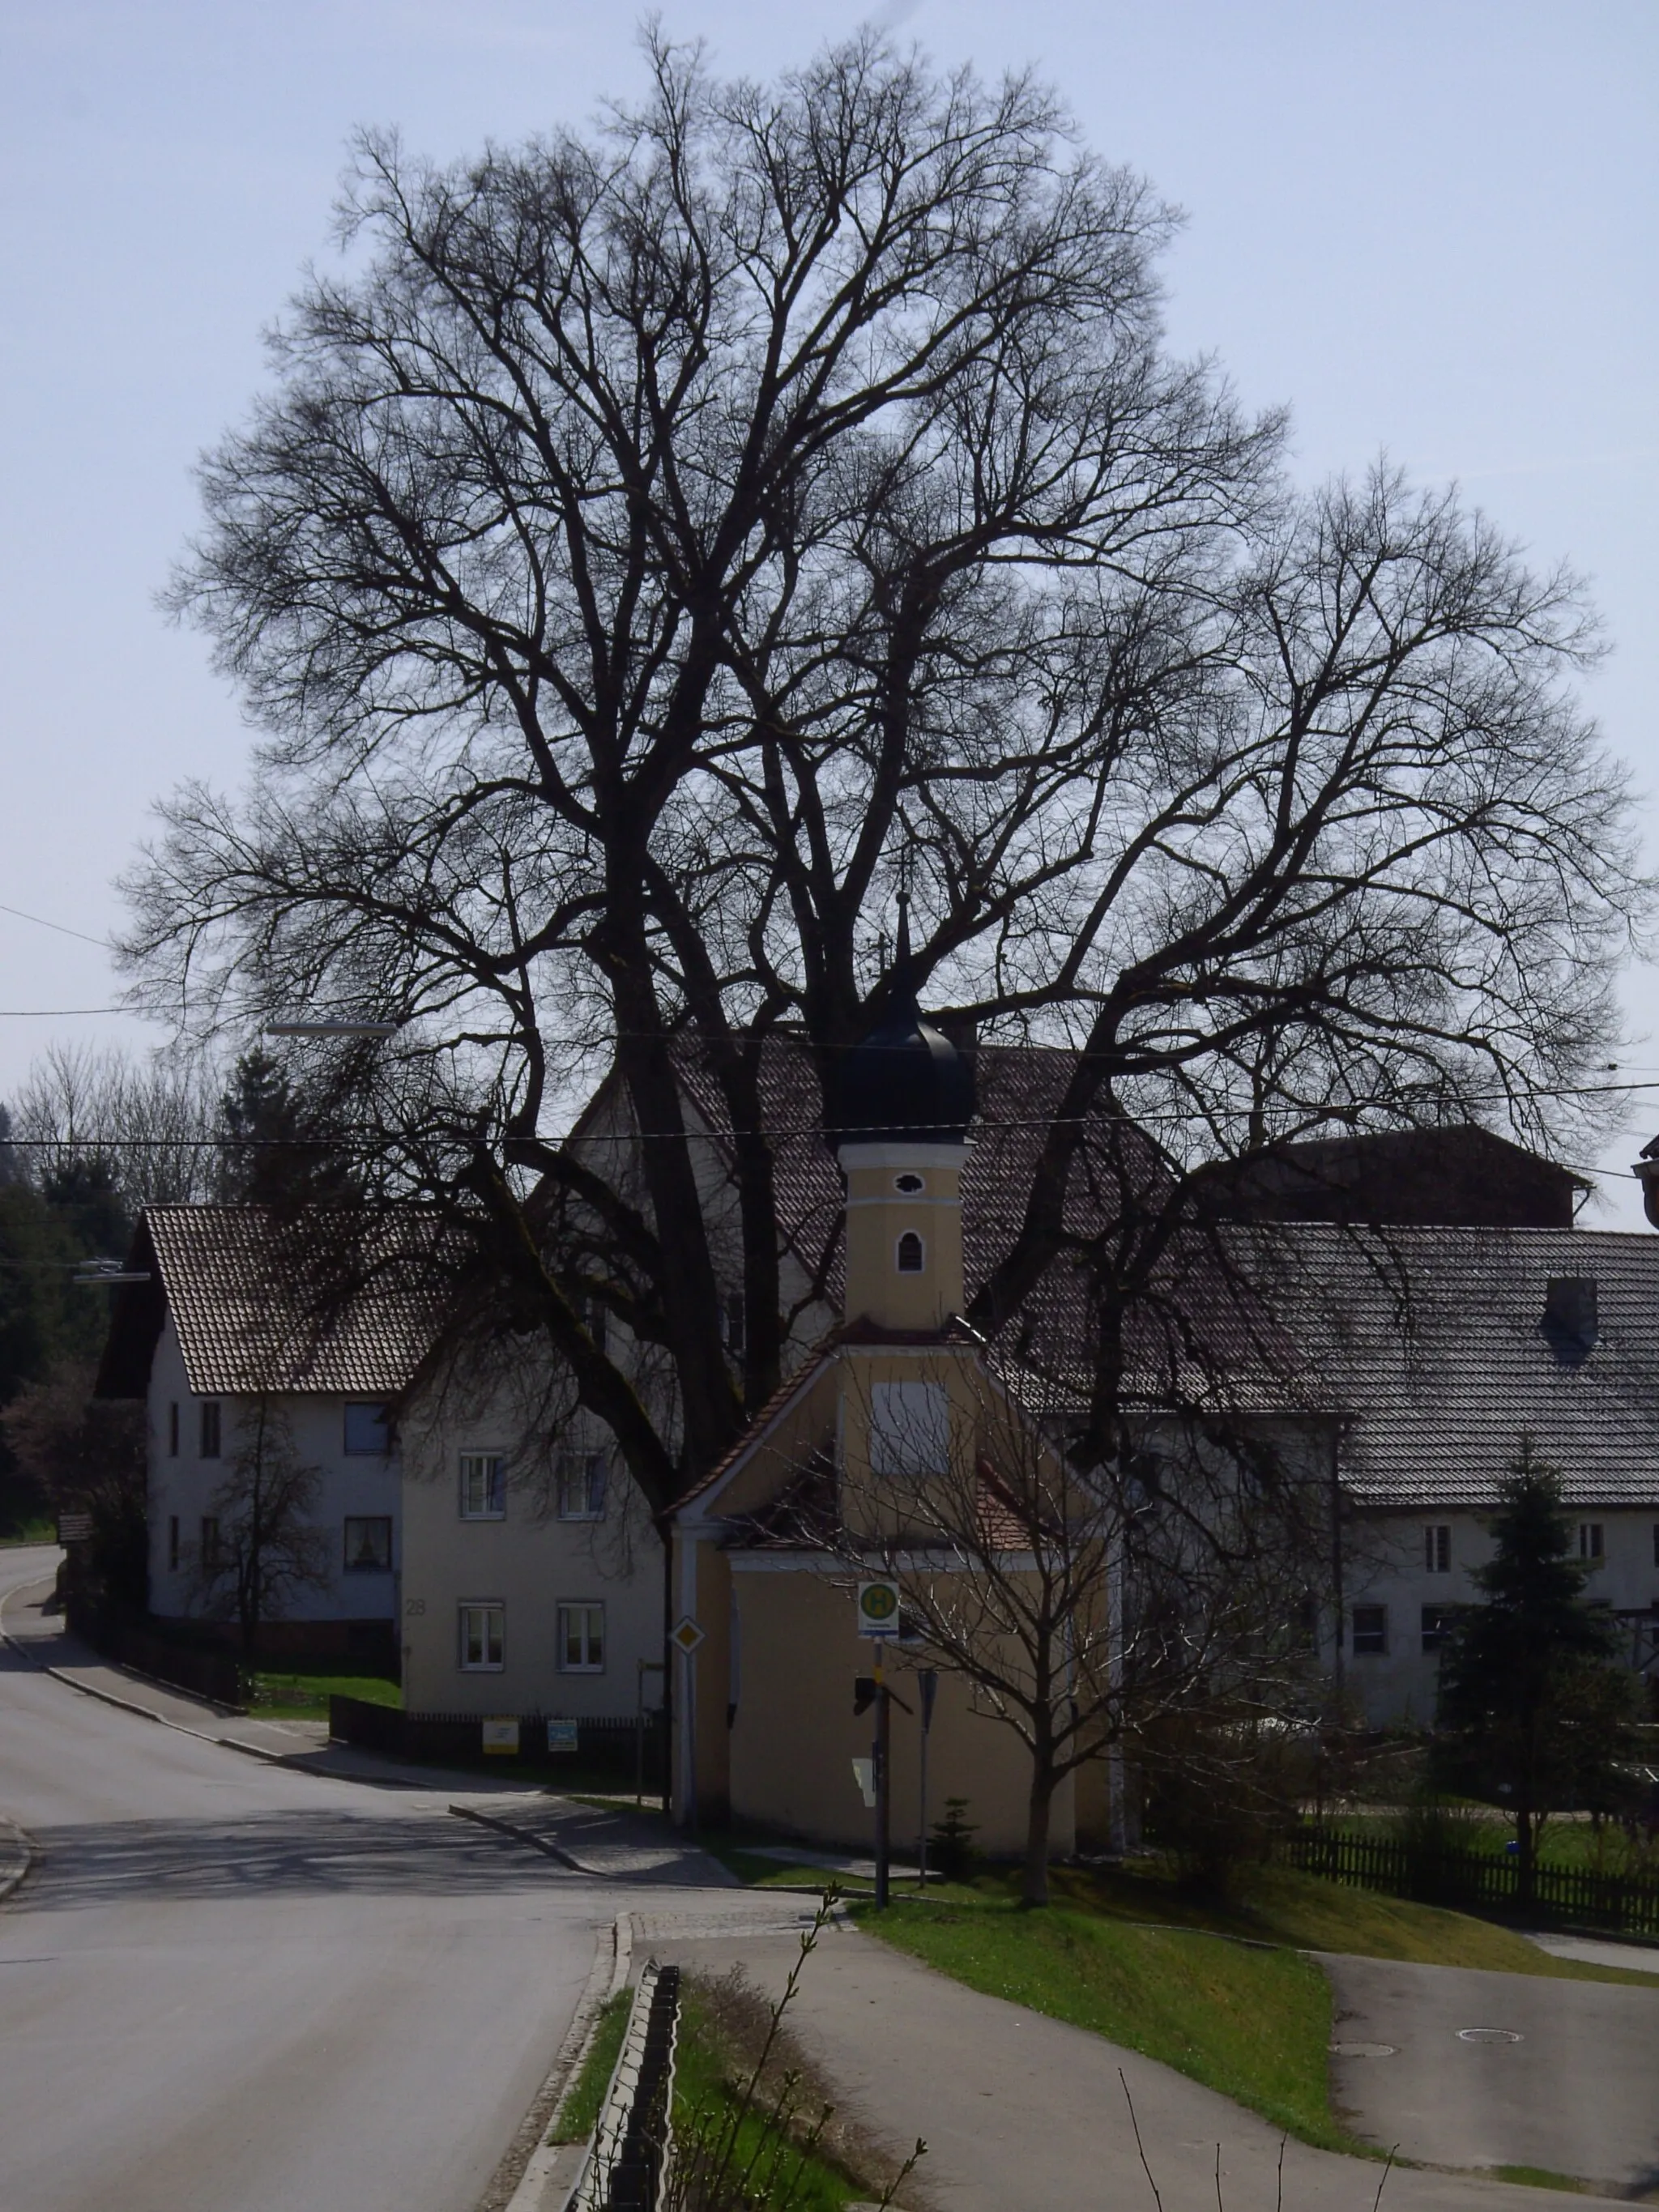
[1578,1523,1605,1563]
[578,1294,608,1355]
[1421,1605,1455,1654]
[1351,1604,1388,1656]
[1424,1524,1451,1575]
[458,1603,504,1671]
[868,1380,950,1477]
[343,1403,391,1455]
[343,1516,393,1572]
[558,1603,605,1673]
[895,1230,924,1274]
[198,1401,221,1460]
[557,1451,607,1521]
[723,1294,745,1357]
[1653,1523,1659,1568]
[168,1402,179,1457]
[458,1452,506,1519]
[199,1515,222,1570]
[893,1172,924,1194]
[167,1515,180,1572]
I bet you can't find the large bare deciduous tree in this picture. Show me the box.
[123,35,1647,1517]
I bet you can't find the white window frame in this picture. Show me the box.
[1578,1522,1605,1563]
[458,1602,505,1671]
[557,1601,606,1673]
[1420,1604,1454,1655]
[1424,1524,1451,1575]
[458,1451,506,1520]
[557,1450,608,1523]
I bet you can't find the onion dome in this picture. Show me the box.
[824,906,975,1149]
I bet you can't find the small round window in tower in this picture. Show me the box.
[893,1172,924,1194]
[896,1230,924,1273]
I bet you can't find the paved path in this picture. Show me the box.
[0,1546,612,2212]
[1323,1953,1659,2192]
[644,1920,1658,2212]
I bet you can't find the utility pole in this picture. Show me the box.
[872,1644,891,1909]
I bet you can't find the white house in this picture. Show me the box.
[95,1207,431,1660]
[1293,1224,1659,1726]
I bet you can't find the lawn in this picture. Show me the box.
[841,1856,1659,2157]
[245,1660,401,1720]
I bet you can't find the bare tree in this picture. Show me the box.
[121,34,1646,1528]
[194,1398,330,1659]
[10,1042,219,1218]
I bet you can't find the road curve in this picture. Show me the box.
[0,1547,604,2212]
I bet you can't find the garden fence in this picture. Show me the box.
[1284,1824,1659,1938]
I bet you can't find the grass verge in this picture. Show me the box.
[859,1894,1356,2154]
[673,1969,921,2210]
[246,1661,401,1719]
[549,1990,632,2145]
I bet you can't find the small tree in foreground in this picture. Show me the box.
[1435,1437,1643,1892]
[195,1398,329,1660]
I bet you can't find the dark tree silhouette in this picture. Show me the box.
[122,36,1646,1516]
[1436,1437,1644,1892]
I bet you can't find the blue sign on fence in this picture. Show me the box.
[547,1720,579,1754]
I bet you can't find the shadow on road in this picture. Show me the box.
[7,1809,580,1912]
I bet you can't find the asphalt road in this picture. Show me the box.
[0,1547,606,2212]
[1324,1951,1659,2191]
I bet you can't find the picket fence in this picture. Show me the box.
[1285,1825,1659,1938]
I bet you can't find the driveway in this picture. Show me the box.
[1323,1952,1659,2192]
[0,1547,608,2212]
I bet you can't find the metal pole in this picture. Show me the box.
[918,1669,937,1890]
[874,1647,891,1909]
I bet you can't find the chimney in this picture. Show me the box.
[1633,1136,1659,1230]
[1542,1275,1597,1351]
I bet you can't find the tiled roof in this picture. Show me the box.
[1272,1225,1659,1510]
[131,1207,441,1397]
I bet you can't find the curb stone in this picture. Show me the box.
[489,1913,633,2212]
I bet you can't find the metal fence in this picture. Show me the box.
[1284,1824,1659,1938]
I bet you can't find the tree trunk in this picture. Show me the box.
[1022,1764,1058,1907]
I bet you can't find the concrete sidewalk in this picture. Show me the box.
[0,1576,548,1796]
[642,1920,1633,2212]
[457,1795,739,1887]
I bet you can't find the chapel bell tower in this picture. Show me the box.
[825,901,975,1331]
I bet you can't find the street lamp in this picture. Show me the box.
[265,1021,400,1039]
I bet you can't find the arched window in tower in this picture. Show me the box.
[896,1230,924,1274]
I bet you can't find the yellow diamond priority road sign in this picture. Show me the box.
[856,1579,902,1639]
[670,1615,706,1656]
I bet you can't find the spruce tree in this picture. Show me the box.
[1436,1435,1641,1894]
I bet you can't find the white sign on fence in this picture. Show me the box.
[481,1717,519,1756]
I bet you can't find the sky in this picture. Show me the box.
[0,0,1654,1217]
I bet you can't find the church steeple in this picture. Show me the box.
[826,900,975,1330]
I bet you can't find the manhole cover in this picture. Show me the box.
[1330,2041,1397,2059]
[1457,2027,1523,2044]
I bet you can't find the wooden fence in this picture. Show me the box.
[1284,1825,1659,1938]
